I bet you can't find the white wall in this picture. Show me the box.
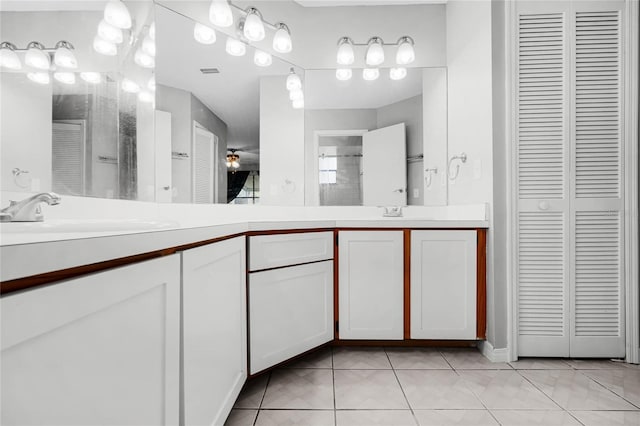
[422,68,449,206]
[260,76,305,205]
[0,73,52,193]
[446,0,497,346]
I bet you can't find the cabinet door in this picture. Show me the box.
[182,236,247,426]
[338,231,404,340]
[1,256,180,425]
[249,260,333,374]
[410,230,477,339]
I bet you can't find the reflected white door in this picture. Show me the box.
[192,122,217,204]
[363,123,406,206]
[52,120,86,196]
[155,110,172,203]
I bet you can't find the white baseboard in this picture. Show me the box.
[479,340,511,363]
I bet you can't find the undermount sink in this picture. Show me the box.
[0,219,180,234]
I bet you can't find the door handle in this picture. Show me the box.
[163,186,170,191]
[393,188,405,193]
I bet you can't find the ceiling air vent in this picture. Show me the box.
[200,68,220,74]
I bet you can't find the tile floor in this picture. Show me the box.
[225,346,640,426]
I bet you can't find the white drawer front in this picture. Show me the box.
[249,231,334,271]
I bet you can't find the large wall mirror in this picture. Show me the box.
[1,0,450,207]
[0,1,156,201]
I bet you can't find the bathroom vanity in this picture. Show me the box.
[0,204,487,425]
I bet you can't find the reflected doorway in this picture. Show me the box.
[318,135,363,206]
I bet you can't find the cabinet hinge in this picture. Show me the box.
[335,233,339,247]
[335,321,339,333]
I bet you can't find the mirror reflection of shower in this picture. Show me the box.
[318,135,363,206]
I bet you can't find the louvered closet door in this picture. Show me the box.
[569,3,625,358]
[516,1,626,358]
[516,5,571,357]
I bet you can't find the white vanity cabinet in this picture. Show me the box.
[0,255,181,426]
[181,236,247,426]
[410,230,477,339]
[338,230,405,340]
[248,232,334,374]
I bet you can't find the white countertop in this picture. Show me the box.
[0,195,489,282]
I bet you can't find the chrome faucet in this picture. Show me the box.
[0,192,61,222]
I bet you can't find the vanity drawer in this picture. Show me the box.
[249,231,334,271]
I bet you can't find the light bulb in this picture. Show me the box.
[396,36,415,65]
[292,98,304,109]
[54,41,77,69]
[98,19,123,44]
[27,72,50,84]
[225,37,246,56]
[286,69,302,91]
[80,72,101,84]
[389,67,407,80]
[365,37,384,67]
[362,68,379,81]
[121,78,140,93]
[232,160,240,169]
[25,42,50,70]
[209,0,233,28]
[194,23,216,45]
[273,23,292,53]
[226,159,232,167]
[104,0,132,29]
[243,8,265,42]
[289,89,304,101]
[134,49,155,68]
[142,35,155,57]
[149,23,156,40]
[336,68,352,81]
[336,37,354,65]
[93,36,117,56]
[147,76,156,91]
[254,50,272,67]
[138,91,154,103]
[54,72,76,84]
[0,42,21,70]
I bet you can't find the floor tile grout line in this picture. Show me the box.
[576,369,640,410]
[514,368,569,412]
[383,347,421,426]
[253,371,271,426]
[331,346,337,426]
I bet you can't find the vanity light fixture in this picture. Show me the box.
[53,41,77,69]
[25,42,50,70]
[194,23,217,45]
[336,68,352,81]
[138,91,154,103]
[336,37,354,65]
[147,76,156,91]
[0,42,21,70]
[389,67,407,80]
[149,22,156,40]
[27,72,50,85]
[93,36,117,56]
[254,50,272,67]
[362,68,379,81]
[289,88,303,101]
[395,36,415,65]
[243,8,265,42]
[286,68,302,91]
[98,20,124,44]
[80,72,101,84]
[53,72,76,85]
[292,98,304,109]
[273,23,292,53]
[210,0,234,28]
[365,37,384,67]
[121,78,140,93]
[225,37,246,56]
[226,150,240,169]
[134,49,155,68]
[104,0,132,30]
[141,35,156,57]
